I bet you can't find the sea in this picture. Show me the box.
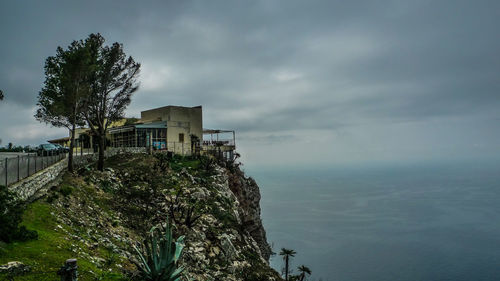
[245,161,500,281]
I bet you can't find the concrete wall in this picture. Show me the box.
[141,105,202,155]
[141,106,202,137]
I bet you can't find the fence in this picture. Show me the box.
[0,152,66,187]
[71,147,97,156]
[82,142,196,156]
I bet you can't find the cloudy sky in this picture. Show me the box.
[0,0,499,166]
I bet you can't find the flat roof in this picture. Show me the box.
[141,105,202,113]
[47,137,70,143]
[203,129,235,134]
[108,121,167,134]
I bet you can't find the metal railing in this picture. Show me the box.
[107,141,196,156]
[202,139,235,146]
[0,152,66,187]
[71,147,97,156]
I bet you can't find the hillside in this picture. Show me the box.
[0,153,282,281]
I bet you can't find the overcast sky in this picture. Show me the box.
[0,0,499,166]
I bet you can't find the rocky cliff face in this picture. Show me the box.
[226,166,273,262]
[33,153,281,281]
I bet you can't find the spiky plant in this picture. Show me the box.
[133,221,185,281]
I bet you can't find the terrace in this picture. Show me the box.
[202,129,236,160]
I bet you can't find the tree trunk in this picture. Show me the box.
[68,124,76,172]
[97,133,105,171]
[285,256,289,281]
[300,273,305,281]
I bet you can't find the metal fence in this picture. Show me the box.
[71,147,98,156]
[0,152,66,187]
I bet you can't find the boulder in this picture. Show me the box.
[0,261,31,275]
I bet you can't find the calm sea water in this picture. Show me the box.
[246,162,500,281]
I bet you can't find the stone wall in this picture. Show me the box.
[9,147,147,202]
[107,147,147,155]
[8,158,67,201]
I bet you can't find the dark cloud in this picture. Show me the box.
[0,0,499,164]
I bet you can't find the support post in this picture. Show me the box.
[57,258,78,281]
[4,158,7,187]
[17,155,20,182]
[27,154,30,177]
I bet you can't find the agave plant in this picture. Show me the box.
[133,221,185,281]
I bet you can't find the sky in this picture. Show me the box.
[0,0,499,167]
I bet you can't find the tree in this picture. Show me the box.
[35,39,91,172]
[280,248,297,281]
[83,33,140,171]
[297,265,312,281]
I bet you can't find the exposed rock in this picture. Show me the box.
[26,153,281,281]
[0,261,31,275]
[227,167,273,261]
[220,233,238,260]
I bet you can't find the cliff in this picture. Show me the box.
[0,153,281,281]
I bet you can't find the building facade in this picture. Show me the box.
[109,105,203,155]
[48,105,236,159]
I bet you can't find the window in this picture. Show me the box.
[179,133,184,143]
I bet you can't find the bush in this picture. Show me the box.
[0,185,38,242]
[58,185,74,197]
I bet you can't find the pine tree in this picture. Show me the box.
[83,33,141,171]
[35,39,92,172]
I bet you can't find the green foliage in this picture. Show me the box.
[239,249,282,281]
[0,202,124,281]
[168,189,202,229]
[99,179,113,193]
[133,221,185,281]
[35,38,90,130]
[82,33,141,171]
[46,192,59,203]
[35,36,93,172]
[297,265,312,281]
[199,155,216,175]
[280,248,297,281]
[58,184,74,197]
[167,154,201,172]
[124,117,139,125]
[0,144,36,152]
[0,185,38,243]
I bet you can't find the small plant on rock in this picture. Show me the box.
[168,189,202,229]
[133,220,185,281]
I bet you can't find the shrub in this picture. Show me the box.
[46,192,59,203]
[133,220,185,281]
[58,184,74,197]
[0,185,38,242]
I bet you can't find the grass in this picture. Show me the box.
[169,156,200,171]
[0,202,127,281]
